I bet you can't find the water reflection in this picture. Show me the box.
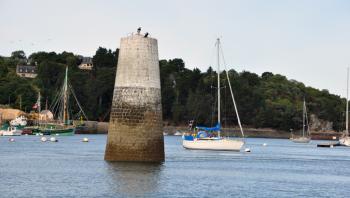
[105,162,163,196]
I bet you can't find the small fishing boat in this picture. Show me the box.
[1,126,22,136]
[182,38,245,151]
[340,68,350,146]
[291,99,311,143]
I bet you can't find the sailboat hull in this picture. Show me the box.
[41,128,75,136]
[291,137,311,143]
[182,138,244,151]
[339,136,350,146]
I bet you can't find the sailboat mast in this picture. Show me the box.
[37,91,41,125]
[346,67,349,136]
[38,92,41,113]
[302,99,305,137]
[217,38,221,138]
[19,95,22,110]
[63,66,68,124]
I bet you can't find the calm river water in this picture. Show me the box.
[0,135,349,197]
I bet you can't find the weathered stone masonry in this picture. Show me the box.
[105,34,164,162]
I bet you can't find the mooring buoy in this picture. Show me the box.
[50,137,58,142]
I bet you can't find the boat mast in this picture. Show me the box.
[302,98,305,137]
[38,91,41,122]
[346,67,349,136]
[305,100,310,136]
[217,38,221,138]
[19,95,22,110]
[63,66,68,124]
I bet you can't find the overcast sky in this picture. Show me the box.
[1,0,350,97]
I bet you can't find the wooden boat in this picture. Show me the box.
[38,66,87,136]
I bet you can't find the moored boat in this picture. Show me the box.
[292,136,310,143]
[340,67,350,146]
[1,126,22,136]
[182,38,245,151]
[290,99,311,143]
[183,134,244,151]
[36,66,87,136]
[40,124,75,136]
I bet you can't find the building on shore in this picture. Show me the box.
[16,64,38,78]
[78,57,93,70]
[39,110,54,121]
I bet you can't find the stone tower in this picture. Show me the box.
[105,32,164,162]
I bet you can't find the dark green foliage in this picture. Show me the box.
[11,50,26,60]
[93,47,118,69]
[0,49,118,122]
[159,60,346,131]
[0,50,346,132]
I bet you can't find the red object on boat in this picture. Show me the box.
[22,129,33,135]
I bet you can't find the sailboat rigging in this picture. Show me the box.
[38,66,88,135]
[291,98,311,143]
[340,67,350,146]
[182,38,245,151]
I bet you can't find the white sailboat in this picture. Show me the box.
[182,38,245,151]
[291,99,311,143]
[339,68,350,146]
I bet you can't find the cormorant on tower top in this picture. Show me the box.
[137,27,141,34]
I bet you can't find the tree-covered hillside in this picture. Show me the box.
[0,50,346,132]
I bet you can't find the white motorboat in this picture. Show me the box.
[1,126,22,136]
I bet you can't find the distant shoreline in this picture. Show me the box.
[78,122,341,140]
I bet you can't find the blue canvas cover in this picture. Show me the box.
[195,123,221,131]
[183,135,194,141]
